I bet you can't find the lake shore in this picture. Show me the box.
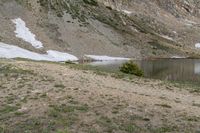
[0,59,199,132]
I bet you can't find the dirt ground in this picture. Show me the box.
[0,59,199,133]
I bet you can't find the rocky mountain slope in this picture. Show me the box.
[1,0,200,59]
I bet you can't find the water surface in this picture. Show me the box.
[86,59,200,82]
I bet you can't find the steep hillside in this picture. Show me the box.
[1,0,200,59]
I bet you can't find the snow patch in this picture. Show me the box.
[171,56,186,59]
[161,35,173,41]
[46,50,78,61]
[84,55,131,61]
[121,10,132,15]
[195,43,200,48]
[172,31,177,34]
[0,42,78,62]
[12,18,43,49]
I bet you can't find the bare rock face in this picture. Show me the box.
[0,0,200,59]
[99,0,200,17]
[153,0,200,17]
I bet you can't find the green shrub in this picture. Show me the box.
[83,0,98,6]
[120,61,143,77]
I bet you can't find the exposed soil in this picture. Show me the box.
[0,59,199,133]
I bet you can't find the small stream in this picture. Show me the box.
[86,59,200,82]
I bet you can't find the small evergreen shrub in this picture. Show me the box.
[120,61,144,77]
[83,0,98,6]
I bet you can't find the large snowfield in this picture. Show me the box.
[0,42,131,62]
[0,42,78,62]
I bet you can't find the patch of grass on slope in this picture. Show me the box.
[0,63,33,76]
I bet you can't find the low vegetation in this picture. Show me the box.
[0,60,199,133]
[120,61,144,77]
[83,0,98,6]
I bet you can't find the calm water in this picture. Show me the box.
[86,59,200,82]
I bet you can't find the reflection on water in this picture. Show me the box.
[87,59,200,82]
[139,59,200,82]
[88,60,128,72]
[194,62,200,74]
